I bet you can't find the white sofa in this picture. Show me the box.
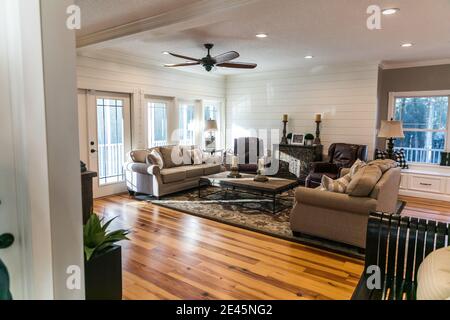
[124,146,222,198]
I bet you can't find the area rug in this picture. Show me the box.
[148,187,406,259]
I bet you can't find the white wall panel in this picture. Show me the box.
[225,63,379,158]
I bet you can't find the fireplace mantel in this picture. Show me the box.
[273,144,323,184]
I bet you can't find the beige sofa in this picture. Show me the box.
[124,146,222,198]
[290,166,401,249]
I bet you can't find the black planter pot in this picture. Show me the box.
[85,245,122,300]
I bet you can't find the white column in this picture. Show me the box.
[1,0,85,299]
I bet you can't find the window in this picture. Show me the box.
[96,98,125,185]
[391,93,449,164]
[203,101,221,148]
[179,103,195,145]
[147,101,168,147]
[204,104,219,122]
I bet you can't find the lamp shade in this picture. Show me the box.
[378,120,405,139]
[205,119,218,132]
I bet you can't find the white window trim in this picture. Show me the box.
[388,90,450,166]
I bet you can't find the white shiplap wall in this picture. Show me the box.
[76,55,226,150]
[225,63,379,158]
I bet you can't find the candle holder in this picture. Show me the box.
[281,120,289,144]
[254,169,269,182]
[228,155,242,178]
[314,120,322,145]
[227,166,242,178]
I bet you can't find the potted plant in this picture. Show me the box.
[0,233,14,300]
[286,133,293,144]
[304,133,315,146]
[84,214,129,300]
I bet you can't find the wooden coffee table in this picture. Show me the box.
[198,171,299,214]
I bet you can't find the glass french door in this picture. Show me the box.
[87,92,131,198]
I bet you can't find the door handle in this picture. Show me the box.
[90,149,97,154]
[0,234,14,249]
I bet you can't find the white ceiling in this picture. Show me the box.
[75,0,199,37]
[76,0,450,74]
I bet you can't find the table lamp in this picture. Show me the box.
[204,119,218,150]
[378,119,405,159]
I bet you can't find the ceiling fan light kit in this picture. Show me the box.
[164,43,257,72]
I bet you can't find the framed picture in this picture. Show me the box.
[291,133,305,145]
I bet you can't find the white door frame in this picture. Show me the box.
[87,91,132,198]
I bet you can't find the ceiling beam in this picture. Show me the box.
[76,0,261,49]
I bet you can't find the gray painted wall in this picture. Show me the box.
[377,64,450,149]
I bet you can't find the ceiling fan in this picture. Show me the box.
[164,43,257,72]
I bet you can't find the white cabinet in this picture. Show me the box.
[400,174,408,189]
[409,175,444,194]
[400,167,450,201]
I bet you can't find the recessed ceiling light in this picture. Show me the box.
[382,8,400,15]
[304,55,314,59]
[162,51,170,55]
[256,33,268,38]
[401,43,413,48]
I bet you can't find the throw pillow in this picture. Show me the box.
[159,146,183,168]
[416,246,450,300]
[187,148,203,165]
[181,145,194,165]
[375,149,388,160]
[147,150,164,169]
[130,149,150,163]
[349,159,367,177]
[321,174,352,193]
[346,165,383,197]
[369,159,397,173]
[393,149,409,169]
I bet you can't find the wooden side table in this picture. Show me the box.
[81,171,97,224]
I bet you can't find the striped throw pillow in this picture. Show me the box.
[320,174,352,193]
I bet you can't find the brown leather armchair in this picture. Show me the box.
[306,143,368,188]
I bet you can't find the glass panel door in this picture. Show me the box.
[96,98,125,185]
[87,92,131,198]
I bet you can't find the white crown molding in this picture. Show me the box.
[380,58,450,70]
[76,0,260,49]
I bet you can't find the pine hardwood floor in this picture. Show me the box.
[399,196,450,223]
[94,194,450,300]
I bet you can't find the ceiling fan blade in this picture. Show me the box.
[164,62,200,67]
[216,62,257,69]
[213,51,240,64]
[168,52,200,62]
